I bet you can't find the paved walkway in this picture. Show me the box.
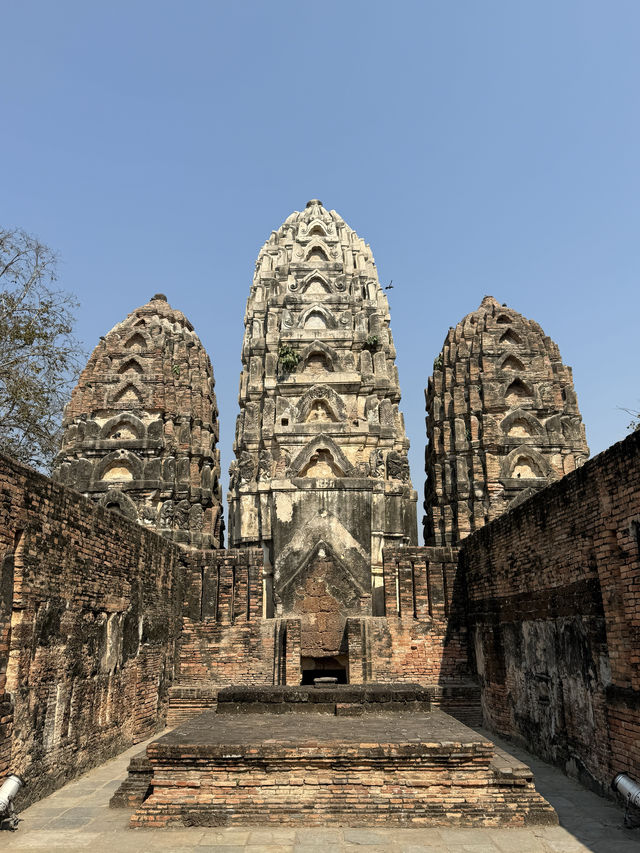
[2,729,639,852]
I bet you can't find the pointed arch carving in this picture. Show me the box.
[499,328,522,346]
[299,270,332,294]
[500,445,551,480]
[99,412,147,440]
[109,379,146,405]
[500,353,526,372]
[96,450,143,482]
[496,314,512,324]
[305,239,330,263]
[295,385,346,423]
[297,339,338,373]
[274,509,370,606]
[123,330,151,351]
[500,408,544,437]
[98,489,138,520]
[280,539,368,598]
[504,378,532,405]
[288,434,354,478]
[299,303,337,330]
[305,218,329,237]
[117,357,145,375]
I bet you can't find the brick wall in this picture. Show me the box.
[372,546,471,684]
[0,453,184,806]
[341,546,479,721]
[0,488,13,783]
[178,548,288,685]
[176,547,475,699]
[461,430,640,793]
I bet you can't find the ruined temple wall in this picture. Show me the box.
[0,466,13,783]
[461,430,640,793]
[0,454,184,806]
[173,544,474,696]
[373,547,471,684]
[343,546,479,721]
[177,548,285,686]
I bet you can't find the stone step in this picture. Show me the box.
[166,681,481,725]
[167,684,218,726]
[109,750,152,808]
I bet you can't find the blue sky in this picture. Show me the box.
[2,1,639,537]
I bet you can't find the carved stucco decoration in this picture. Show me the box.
[424,295,589,545]
[53,294,223,549]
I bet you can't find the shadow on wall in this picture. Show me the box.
[0,453,184,809]
[461,429,640,797]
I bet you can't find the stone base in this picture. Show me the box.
[130,707,557,828]
[216,683,431,715]
[165,681,481,725]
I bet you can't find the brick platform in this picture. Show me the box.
[130,708,557,828]
[165,680,482,725]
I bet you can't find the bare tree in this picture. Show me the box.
[0,228,83,470]
[618,406,640,433]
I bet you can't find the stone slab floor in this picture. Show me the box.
[2,729,638,853]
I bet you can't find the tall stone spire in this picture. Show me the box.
[424,295,589,545]
[228,200,417,624]
[54,294,223,548]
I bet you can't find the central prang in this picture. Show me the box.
[228,200,417,678]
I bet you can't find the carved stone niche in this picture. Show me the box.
[387,450,410,482]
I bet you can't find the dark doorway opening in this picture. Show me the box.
[301,655,348,684]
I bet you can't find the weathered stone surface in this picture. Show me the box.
[53,293,223,549]
[424,295,589,545]
[3,203,639,830]
[173,541,476,716]
[228,200,417,677]
[461,429,640,796]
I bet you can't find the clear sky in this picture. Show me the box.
[2,1,639,540]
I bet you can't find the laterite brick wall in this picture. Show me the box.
[461,430,640,794]
[376,546,471,684]
[344,547,479,721]
[0,454,184,807]
[178,548,289,685]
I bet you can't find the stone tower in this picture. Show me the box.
[424,295,589,545]
[228,200,417,631]
[54,294,223,549]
